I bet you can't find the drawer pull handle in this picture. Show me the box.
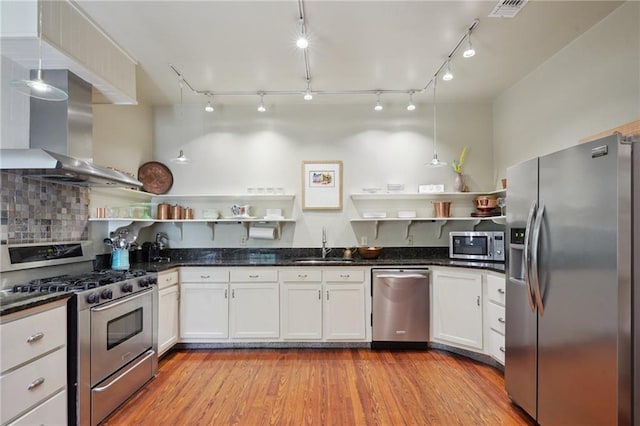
[477,296,480,306]
[200,275,211,279]
[27,377,45,390]
[298,274,308,278]
[499,346,506,353]
[225,289,228,299]
[340,274,350,278]
[497,288,505,294]
[318,290,321,300]
[27,332,45,343]
[498,317,506,324]
[249,275,259,278]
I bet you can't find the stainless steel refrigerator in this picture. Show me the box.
[505,134,637,425]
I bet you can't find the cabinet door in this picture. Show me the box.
[324,284,366,340]
[432,269,483,349]
[158,285,179,355]
[229,283,279,339]
[180,283,229,340]
[281,284,323,339]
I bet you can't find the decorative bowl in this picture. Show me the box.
[358,247,383,259]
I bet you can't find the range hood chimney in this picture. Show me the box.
[0,70,142,188]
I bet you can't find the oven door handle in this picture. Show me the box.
[90,288,154,312]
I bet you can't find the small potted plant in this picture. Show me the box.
[452,146,468,192]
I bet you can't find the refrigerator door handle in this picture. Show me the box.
[523,200,538,312]
[531,202,545,316]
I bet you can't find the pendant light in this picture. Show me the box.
[374,92,383,111]
[427,78,447,167]
[171,83,190,164]
[257,93,266,112]
[463,33,476,58]
[11,2,68,101]
[407,92,416,111]
[303,80,313,101]
[442,59,453,81]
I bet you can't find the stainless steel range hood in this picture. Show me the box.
[0,70,142,188]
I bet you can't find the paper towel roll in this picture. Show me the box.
[249,227,276,240]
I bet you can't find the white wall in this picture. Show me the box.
[493,1,640,176]
[92,103,154,177]
[150,101,496,248]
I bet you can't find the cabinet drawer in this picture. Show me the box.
[487,301,506,334]
[230,269,278,282]
[489,329,506,365]
[1,305,66,373]
[487,274,506,306]
[279,269,322,283]
[8,389,66,426]
[324,269,365,283]
[157,269,179,290]
[180,267,229,283]
[0,347,67,424]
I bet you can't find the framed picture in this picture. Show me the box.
[302,161,343,210]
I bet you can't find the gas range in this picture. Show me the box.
[11,269,158,310]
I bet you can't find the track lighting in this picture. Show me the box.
[407,92,416,111]
[463,33,476,58]
[442,60,453,81]
[257,93,266,112]
[205,101,214,112]
[303,80,313,100]
[374,93,383,111]
[296,17,308,49]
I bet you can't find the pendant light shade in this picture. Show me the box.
[11,3,68,101]
[170,150,191,164]
[463,33,476,58]
[426,78,447,167]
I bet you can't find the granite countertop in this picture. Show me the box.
[0,291,72,317]
[130,257,505,274]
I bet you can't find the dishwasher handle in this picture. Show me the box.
[375,274,428,279]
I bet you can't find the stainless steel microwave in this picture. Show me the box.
[449,231,505,262]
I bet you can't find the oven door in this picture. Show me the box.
[449,232,494,260]
[90,289,153,386]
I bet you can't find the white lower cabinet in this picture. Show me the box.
[431,268,483,350]
[180,268,230,341]
[280,270,323,339]
[229,268,279,339]
[0,300,68,425]
[157,269,180,356]
[324,283,366,340]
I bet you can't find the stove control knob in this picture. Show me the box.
[148,276,158,285]
[86,293,99,304]
[121,282,133,292]
[101,289,113,300]
[139,278,150,288]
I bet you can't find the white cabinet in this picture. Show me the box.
[157,269,179,356]
[0,300,68,425]
[431,268,483,349]
[486,273,506,365]
[229,269,279,339]
[323,269,366,340]
[180,268,230,341]
[280,270,323,340]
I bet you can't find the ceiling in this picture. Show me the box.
[73,0,623,107]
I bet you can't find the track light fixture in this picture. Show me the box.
[168,17,480,111]
[427,78,447,167]
[205,100,214,112]
[257,93,266,112]
[463,33,476,58]
[296,0,308,49]
[442,59,453,81]
[303,80,313,100]
[374,93,383,111]
[407,92,416,111]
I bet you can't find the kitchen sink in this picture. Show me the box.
[293,258,354,264]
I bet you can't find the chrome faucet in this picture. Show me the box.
[321,226,331,259]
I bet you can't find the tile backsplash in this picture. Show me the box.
[1,171,89,244]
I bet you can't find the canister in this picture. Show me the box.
[157,203,169,220]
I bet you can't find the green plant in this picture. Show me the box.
[452,146,468,174]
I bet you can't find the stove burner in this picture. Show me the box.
[12,269,150,294]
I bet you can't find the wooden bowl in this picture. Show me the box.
[358,247,383,259]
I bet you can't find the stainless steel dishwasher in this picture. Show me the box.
[372,268,430,349]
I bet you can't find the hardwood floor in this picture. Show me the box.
[104,349,533,425]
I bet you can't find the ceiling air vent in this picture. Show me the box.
[488,0,529,18]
